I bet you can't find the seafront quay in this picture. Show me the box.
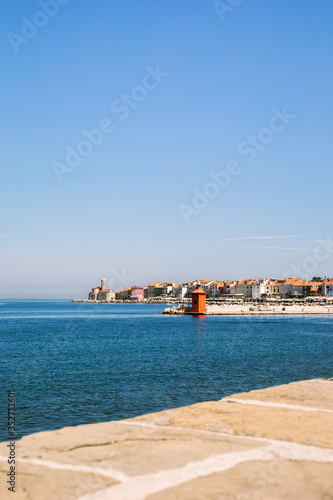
[163,301,333,315]
[1,378,332,499]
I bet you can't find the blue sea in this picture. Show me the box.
[0,300,332,442]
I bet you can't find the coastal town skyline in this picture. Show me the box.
[1,3,332,498]
[84,276,333,302]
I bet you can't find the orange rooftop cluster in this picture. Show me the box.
[87,277,333,302]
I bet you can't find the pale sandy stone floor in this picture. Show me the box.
[1,378,332,499]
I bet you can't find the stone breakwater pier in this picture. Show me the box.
[1,379,333,499]
[163,303,333,315]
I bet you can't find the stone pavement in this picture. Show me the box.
[1,378,333,499]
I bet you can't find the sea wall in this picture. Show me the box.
[163,303,333,315]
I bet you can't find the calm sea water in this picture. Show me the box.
[0,300,332,442]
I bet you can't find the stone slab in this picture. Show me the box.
[0,378,332,499]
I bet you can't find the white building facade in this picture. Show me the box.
[252,280,269,299]
[322,281,333,297]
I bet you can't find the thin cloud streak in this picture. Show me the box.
[237,245,313,251]
[218,235,316,242]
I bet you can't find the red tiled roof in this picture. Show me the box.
[292,281,313,287]
[192,286,206,294]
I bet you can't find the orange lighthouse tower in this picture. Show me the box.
[191,286,206,315]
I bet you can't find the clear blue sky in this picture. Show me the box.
[1,0,332,298]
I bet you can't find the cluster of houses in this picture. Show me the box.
[88,277,333,302]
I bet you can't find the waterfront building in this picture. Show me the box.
[173,284,189,299]
[201,281,212,291]
[163,282,176,295]
[120,288,131,299]
[224,281,236,295]
[235,280,254,298]
[228,282,238,295]
[280,279,323,297]
[262,281,284,297]
[188,280,207,293]
[204,280,229,297]
[291,280,316,296]
[88,279,115,301]
[283,278,302,295]
[97,289,115,301]
[186,281,197,294]
[154,284,164,297]
[215,281,226,296]
[88,286,100,301]
[188,280,214,296]
[263,281,281,297]
[114,289,132,300]
[322,280,333,297]
[148,282,161,298]
[130,286,144,301]
[271,280,285,296]
[252,280,269,299]
[309,282,322,296]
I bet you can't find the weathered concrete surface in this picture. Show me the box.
[1,379,332,499]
